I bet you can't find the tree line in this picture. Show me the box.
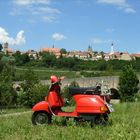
[1,51,140,72]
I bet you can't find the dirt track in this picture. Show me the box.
[0,111,32,117]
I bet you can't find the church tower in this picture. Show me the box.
[87,45,93,58]
[88,45,93,53]
[3,42,8,53]
[110,43,114,55]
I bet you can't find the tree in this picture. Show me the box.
[118,65,139,102]
[18,83,49,107]
[41,52,56,67]
[0,44,2,52]
[0,64,16,107]
[13,51,30,65]
[16,68,51,107]
[96,60,107,71]
[56,57,79,70]
[60,48,67,54]
[106,64,114,75]
[93,51,98,56]
[21,53,30,64]
[20,68,40,107]
[13,51,21,65]
[100,51,105,59]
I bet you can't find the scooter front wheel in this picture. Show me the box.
[32,111,52,125]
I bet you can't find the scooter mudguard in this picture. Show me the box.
[32,101,50,113]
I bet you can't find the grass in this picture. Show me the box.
[14,66,140,81]
[14,67,80,80]
[0,102,140,140]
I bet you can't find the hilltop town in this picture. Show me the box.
[1,42,140,61]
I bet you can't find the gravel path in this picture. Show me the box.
[0,111,32,117]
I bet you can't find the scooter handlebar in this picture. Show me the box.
[59,76,65,80]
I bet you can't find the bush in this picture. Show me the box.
[13,68,50,107]
[135,92,140,102]
[118,65,139,102]
[17,84,49,107]
[62,81,79,106]
[0,64,16,108]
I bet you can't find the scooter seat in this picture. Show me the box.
[69,86,101,95]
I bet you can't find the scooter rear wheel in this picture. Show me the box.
[90,114,109,127]
[32,111,52,125]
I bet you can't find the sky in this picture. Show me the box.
[0,0,140,53]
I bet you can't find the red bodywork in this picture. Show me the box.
[32,88,110,117]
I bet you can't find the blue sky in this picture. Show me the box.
[0,0,140,53]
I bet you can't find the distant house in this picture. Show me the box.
[119,52,132,61]
[78,51,89,60]
[67,51,75,58]
[5,48,14,56]
[131,53,140,59]
[2,42,14,55]
[27,50,38,59]
[67,51,89,60]
[96,54,102,60]
[104,53,110,61]
[41,47,61,58]
[109,52,132,61]
[109,52,121,60]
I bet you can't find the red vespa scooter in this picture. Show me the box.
[32,75,114,126]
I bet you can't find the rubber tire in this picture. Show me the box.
[91,114,108,127]
[32,111,52,125]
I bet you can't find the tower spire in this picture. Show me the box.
[111,43,114,54]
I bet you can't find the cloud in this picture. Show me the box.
[42,16,57,23]
[11,0,61,23]
[91,37,120,49]
[91,37,112,44]
[52,33,66,41]
[105,28,115,33]
[124,7,136,14]
[97,0,136,14]
[97,0,126,6]
[32,7,61,15]
[15,31,26,45]
[13,0,51,6]
[0,27,26,45]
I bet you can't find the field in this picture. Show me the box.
[0,102,140,140]
[14,66,140,82]
[15,67,79,80]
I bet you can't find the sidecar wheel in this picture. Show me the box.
[32,111,52,125]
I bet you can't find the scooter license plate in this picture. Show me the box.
[106,103,114,112]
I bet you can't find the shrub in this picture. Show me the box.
[0,64,16,108]
[62,81,79,106]
[18,84,49,107]
[18,68,50,107]
[118,65,139,102]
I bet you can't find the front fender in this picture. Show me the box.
[32,101,50,113]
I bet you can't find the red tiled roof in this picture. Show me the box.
[131,53,140,57]
[6,48,13,53]
[41,48,60,53]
